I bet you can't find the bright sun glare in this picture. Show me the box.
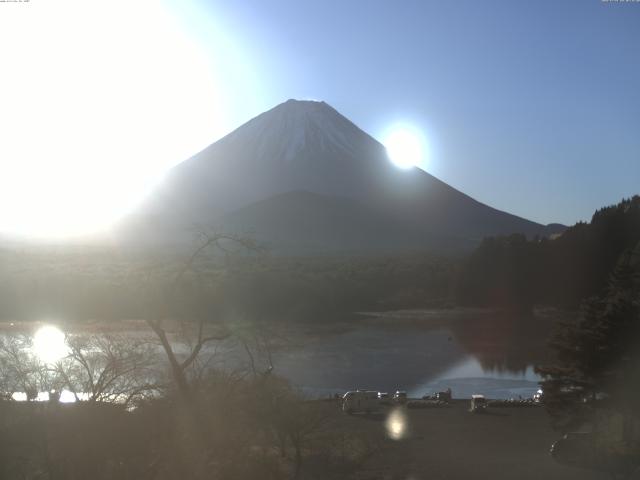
[0,1,230,239]
[32,325,68,364]
[384,127,426,169]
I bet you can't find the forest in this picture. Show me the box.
[455,196,640,311]
[0,245,453,324]
[1,197,638,326]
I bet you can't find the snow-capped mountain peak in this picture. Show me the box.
[122,99,563,251]
[215,98,380,164]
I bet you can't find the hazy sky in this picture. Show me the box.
[172,0,640,226]
[0,0,638,236]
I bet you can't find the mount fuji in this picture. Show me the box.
[117,99,564,253]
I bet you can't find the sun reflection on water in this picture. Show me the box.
[32,325,68,364]
[11,390,85,403]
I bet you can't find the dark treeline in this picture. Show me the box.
[456,196,640,311]
[217,254,452,321]
[535,231,640,475]
[0,247,452,323]
[538,245,640,425]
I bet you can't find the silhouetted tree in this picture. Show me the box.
[538,244,640,433]
[141,231,260,399]
[55,333,160,406]
[456,234,540,311]
[457,196,640,310]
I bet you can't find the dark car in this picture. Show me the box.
[393,391,407,403]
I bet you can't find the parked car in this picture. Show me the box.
[470,394,487,413]
[377,392,393,405]
[436,388,452,403]
[532,388,544,403]
[342,390,380,414]
[393,390,407,403]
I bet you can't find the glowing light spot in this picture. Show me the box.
[386,408,408,440]
[0,1,233,238]
[60,390,79,403]
[32,325,68,364]
[384,126,426,169]
[11,392,27,402]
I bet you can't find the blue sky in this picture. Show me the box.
[171,0,640,226]
[2,0,636,236]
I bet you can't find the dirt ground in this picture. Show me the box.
[327,400,609,480]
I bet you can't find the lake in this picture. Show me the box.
[1,308,558,400]
[268,309,554,399]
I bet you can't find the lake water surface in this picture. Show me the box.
[2,309,556,401]
[269,310,553,399]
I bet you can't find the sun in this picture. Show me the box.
[383,127,426,169]
[0,1,232,239]
[32,325,68,364]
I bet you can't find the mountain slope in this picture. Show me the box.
[118,99,564,251]
[219,190,446,254]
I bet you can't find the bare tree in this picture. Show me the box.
[229,317,279,378]
[55,333,161,407]
[0,334,54,400]
[272,392,330,479]
[142,231,261,398]
[0,331,161,408]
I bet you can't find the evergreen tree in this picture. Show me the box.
[456,195,640,310]
[538,243,640,432]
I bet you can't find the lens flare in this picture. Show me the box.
[386,408,408,440]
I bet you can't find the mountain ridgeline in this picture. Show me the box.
[117,99,563,253]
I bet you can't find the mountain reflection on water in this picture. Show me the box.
[271,310,555,399]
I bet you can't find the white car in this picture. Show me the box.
[342,390,380,414]
[533,389,544,403]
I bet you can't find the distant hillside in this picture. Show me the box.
[116,99,564,252]
[220,190,471,254]
[456,195,640,309]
